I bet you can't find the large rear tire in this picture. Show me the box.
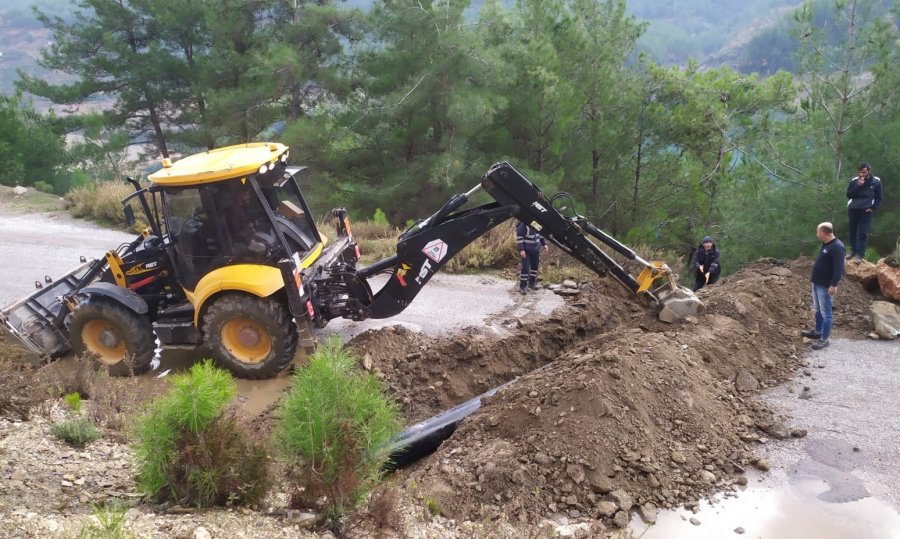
[68,299,155,376]
[202,294,298,379]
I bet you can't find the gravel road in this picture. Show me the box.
[634,337,900,539]
[0,208,562,339]
[0,212,133,306]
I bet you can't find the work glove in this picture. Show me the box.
[710,263,718,272]
[698,265,704,273]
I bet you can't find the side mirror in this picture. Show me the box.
[124,205,136,227]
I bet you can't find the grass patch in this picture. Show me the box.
[353,220,402,266]
[65,392,84,413]
[275,336,401,518]
[425,498,442,517]
[65,181,145,229]
[131,360,269,508]
[77,501,134,539]
[50,418,101,447]
[0,184,65,212]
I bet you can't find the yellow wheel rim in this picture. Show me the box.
[81,320,126,364]
[221,317,272,364]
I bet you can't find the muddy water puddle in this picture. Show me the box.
[631,475,900,539]
[151,349,294,415]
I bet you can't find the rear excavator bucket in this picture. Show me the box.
[656,285,704,322]
[633,260,703,322]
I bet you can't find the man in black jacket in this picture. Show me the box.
[691,236,721,291]
[846,162,883,262]
[802,222,845,350]
[516,221,549,294]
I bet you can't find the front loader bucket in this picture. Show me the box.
[0,261,92,361]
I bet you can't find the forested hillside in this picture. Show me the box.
[735,0,894,73]
[626,0,803,66]
[0,0,897,271]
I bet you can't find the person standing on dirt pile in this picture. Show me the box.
[802,222,845,351]
[516,221,549,295]
[845,162,883,263]
[691,236,721,292]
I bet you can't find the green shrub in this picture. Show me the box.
[65,181,141,228]
[131,360,269,507]
[863,247,881,263]
[372,208,389,226]
[275,336,401,517]
[51,418,101,447]
[887,237,900,267]
[65,392,83,413]
[77,501,133,539]
[32,180,54,193]
[425,498,442,516]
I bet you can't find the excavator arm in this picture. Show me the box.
[303,162,700,325]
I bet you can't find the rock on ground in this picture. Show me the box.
[871,301,900,340]
[876,259,900,301]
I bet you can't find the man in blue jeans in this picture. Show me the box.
[802,222,845,350]
[846,162,883,262]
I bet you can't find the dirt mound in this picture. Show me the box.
[350,257,880,528]
[348,278,650,424]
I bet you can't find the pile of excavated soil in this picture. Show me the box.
[349,257,880,529]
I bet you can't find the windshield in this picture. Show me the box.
[256,172,321,252]
[164,180,279,289]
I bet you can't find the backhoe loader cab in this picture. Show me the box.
[1,142,700,380]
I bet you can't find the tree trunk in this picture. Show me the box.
[147,100,169,158]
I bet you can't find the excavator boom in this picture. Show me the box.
[304,162,700,325]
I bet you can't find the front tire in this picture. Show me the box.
[68,298,156,376]
[203,294,298,379]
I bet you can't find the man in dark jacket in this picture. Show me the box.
[516,221,548,294]
[802,222,845,350]
[691,236,721,291]
[846,162,883,262]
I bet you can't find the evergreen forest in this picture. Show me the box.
[0,0,897,270]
